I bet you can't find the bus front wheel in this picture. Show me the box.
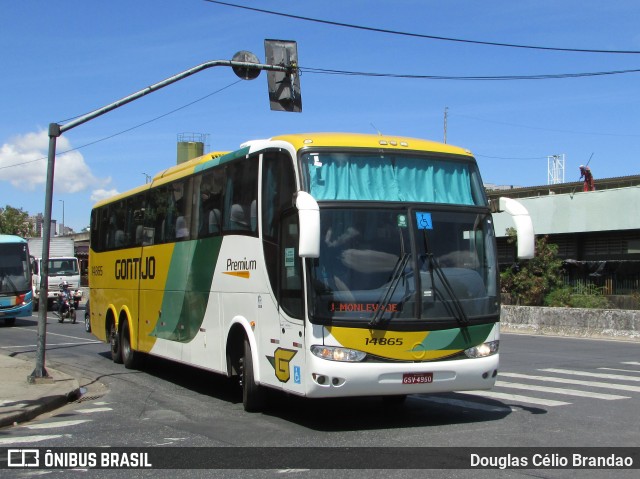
[241,337,265,412]
[121,320,141,370]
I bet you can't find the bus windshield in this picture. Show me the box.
[301,151,487,205]
[308,207,499,326]
[0,243,31,294]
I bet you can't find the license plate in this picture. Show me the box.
[402,372,433,384]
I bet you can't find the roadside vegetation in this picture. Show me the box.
[0,205,35,237]
[500,229,611,309]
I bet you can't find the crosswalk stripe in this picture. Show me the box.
[495,381,629,400]
[598,367,640,374]
[0,435,63,445]
[540,368,640,382]
[622,362,640,366]
[463,390,571,407]
[500,372,640,392]
[413,395,512,412]
[20,419,91,430]
[76,407,113,414]
[0,341,100,349]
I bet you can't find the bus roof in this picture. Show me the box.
[91,133,474,208]
[0,234,27,244]
[270,132,474,157]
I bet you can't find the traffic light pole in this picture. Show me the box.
[28,56,297,383]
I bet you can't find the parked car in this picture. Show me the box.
[84,299,91,333]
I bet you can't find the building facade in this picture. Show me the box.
[488,175,640,296]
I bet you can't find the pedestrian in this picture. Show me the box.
[579,165,595,191]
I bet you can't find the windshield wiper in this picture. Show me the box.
[369,253,410,327]
[425,254,469,326]
[422,232,469,327]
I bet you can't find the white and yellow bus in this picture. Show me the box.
[89,132,533,411]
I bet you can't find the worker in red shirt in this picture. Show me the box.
[579,165,595,191]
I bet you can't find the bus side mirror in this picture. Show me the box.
[295,191,320,258]
[491,197,535,260]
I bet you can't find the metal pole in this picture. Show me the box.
[27,58,293,384]
[28,123,60,382]
[59,200,64,236]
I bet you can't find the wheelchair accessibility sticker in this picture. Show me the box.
[416,212,433,230]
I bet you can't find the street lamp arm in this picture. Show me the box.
[55,60,291,136]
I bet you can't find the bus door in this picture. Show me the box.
[275,210,306,395]
[259,151,305,393]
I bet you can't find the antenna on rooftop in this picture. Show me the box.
[370,123,382,136]
[547,154,565,185]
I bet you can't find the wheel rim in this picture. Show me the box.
[122,333,130,359]
[110,325,117,351]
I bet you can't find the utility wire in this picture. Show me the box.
[475,154,549,161]
[455,113,640,137]
[204,0,640,55]
[0,80,242,171]
[301,66,640,81]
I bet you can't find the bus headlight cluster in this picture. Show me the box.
[464,340,499,358]
[311,345,367,362]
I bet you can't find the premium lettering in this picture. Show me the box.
[226,257,257,272]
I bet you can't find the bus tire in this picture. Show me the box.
[241,337,264,412]
[121,320,141,370]
[110,321,123,364]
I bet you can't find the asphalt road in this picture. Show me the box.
[1,312,639,478]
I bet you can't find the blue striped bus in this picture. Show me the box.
[0,234,33,326]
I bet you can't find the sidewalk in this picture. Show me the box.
[0,353,80,428]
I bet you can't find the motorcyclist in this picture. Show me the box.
[58,281,71,317]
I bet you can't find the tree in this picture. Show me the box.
[500,230,564,306]
[0,205,35,237]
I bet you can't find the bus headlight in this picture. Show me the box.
[464,340,499,358]
[311,345,367,362]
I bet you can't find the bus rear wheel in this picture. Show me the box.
[110,322,123,364]
[241,337,265,412]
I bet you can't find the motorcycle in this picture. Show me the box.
[55,288,77,324]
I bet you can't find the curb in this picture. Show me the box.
[0,388,81,428]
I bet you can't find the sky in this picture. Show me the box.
[1,1,639,232]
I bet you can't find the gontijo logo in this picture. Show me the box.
[223,257,257,279]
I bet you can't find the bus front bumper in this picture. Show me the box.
[302,353,499,398]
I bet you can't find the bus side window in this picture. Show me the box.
[262,152,296,241]
[90,207,107,253]
[223,159,258,235]
[126,194,145,247]
[262,151,296,298]
[197,170,223,238]
[146,185,169,244]
[279,211,303,319]
[172,181,187,240]
[106,201,126,250]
